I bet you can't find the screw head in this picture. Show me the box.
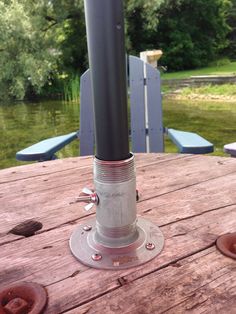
[91,253,102,261]
[83,225,92,231]
[146,242,155,250]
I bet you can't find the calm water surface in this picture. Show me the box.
[0,101,80,169]
[0,99,235,169]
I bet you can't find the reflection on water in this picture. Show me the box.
[163,99,236,156]
[0,99,235,169]
[0,101,80,169]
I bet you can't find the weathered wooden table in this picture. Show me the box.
[0,153,236,313]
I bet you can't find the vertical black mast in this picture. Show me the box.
[84,0,129,161]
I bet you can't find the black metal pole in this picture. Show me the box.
[84,0,130,161]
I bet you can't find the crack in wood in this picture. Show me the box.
[0,165,91,185]
[70,270,81,278]
[160,203,236,228]
[138,170,236,205]
[135,154,194,169]
[61,285,120,314]
[124,243,216,285]
[59,246,228,313]
[160,268,235,313]
[117,277,128,286]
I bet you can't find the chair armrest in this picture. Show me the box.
[224,142,236,157]
[167,128,214,154]
[16,132,78,161]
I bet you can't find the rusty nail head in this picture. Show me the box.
[146,242,155,250]
[83,225,92,232]
[4,297,28,314]
[0,282,47,314]
[92,253,102,261]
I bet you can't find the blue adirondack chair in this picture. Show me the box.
[224,142,236,157]
[16,56,213,162]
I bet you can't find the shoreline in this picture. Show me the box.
[164,92,236,102]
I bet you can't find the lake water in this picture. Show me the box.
[0,99,235,169]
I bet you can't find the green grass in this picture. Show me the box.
[162,61,236,80]
[63,74,80,102]
[181,84,236,97]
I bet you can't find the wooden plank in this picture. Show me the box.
[1,167,235,247]
[146,63,164,152]
[71,248,236,314]
[79,70,95,156]
[140,171,236,225]
[135,154,236,200]
[1,154,234,201]
[0,156,92,184]
[224,142,236,157]
[0,154,189,201]
[0,161,236,247]
[0,154,181,185]
[0,155,236,245]
[1,204,235,313]
[129,56,146,152]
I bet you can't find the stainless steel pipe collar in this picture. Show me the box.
[70,154,164,269]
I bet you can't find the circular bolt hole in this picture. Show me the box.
[92,253,102,261]
[146,242,155,250]
[83,225,92,232]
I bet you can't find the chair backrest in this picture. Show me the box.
[79,55,164,156]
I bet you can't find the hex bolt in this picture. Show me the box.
[4,297,28,314]
[146,242,155,250]
[0,282,47,314]
[83,225,92,231]
[92,253,102,261]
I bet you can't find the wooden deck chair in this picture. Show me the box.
[224,142,236,157]
[16,56,213,162]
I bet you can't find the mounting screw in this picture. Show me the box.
[83,225,92,231]
[92,253,102,261]
[146,242,155,250]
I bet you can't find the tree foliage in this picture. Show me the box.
[155,0,231,70]
[224,0,236,59]
[0,0,59,100]
[0,0,233,100]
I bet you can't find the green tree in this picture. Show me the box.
[0,0,165,100]
[0,0,59,100]
[125,0,164,53]
[224,0,236,59]
[1,0,231,99]
[0,0,87,100]
[156,0,231,70]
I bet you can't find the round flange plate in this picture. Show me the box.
[69,217,164,269]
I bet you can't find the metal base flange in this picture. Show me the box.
[70,217,164,270]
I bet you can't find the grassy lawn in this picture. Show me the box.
[181,84,236,96]
[161,61,236,80]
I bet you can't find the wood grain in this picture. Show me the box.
[71,248,236,314]
[0,154,235,314]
